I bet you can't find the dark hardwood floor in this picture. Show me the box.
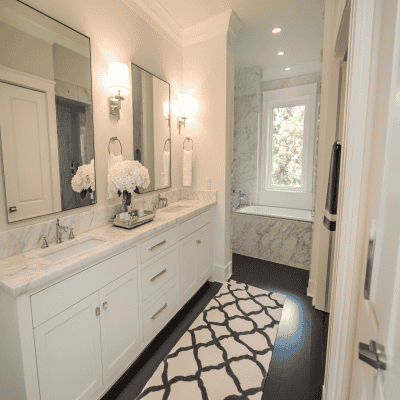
[102,254,329,400]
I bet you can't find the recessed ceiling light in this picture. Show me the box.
[285,67,291,71]
[272,28,282,34]
[277,51,284,56]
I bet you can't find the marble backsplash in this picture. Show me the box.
[0,188,216,260]
[232,212,313,270]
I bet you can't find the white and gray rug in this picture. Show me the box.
[136,280,286,400]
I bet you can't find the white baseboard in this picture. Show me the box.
[213,261,232,283]
[307,279,317,306]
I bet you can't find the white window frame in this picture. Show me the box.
[259,83,318,210]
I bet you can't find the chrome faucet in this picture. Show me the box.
[153,194,168,210]
[235,191,248,210]
[56,219,69,244]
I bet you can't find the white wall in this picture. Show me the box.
[0,0,183,231]
[182,32,234,269]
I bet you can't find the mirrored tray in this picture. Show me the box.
[112,209,155,230]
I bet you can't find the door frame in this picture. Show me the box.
[324,0,382,398]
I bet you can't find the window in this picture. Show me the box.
[259,83,318,210]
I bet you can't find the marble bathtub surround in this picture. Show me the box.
[0,198,216,298]
[232,66,262,208]
[232,212,313,270]
[0,188,217,260]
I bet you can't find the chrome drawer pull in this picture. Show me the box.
[151,303,167,320]
[150,239,166,251]
[150,268,167,282]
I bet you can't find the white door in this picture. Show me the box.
[350,0,400,397]
[179,231,199,304]
[99,269,140,383]
[34,292,103,400]
[0,82,55,221]
[197,224,212,281]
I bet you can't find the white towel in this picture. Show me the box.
[163,151,170,186]
[108,153,124,199]
[183,149,193,187]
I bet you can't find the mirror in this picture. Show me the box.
[0,0,95,222]
[131,62,171,193]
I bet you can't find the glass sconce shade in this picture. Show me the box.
[108,62,130,96]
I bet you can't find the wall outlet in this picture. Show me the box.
[206,177,211,190]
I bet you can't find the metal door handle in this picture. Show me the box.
[150,269,167,282]
[150,240,166,251]
[358,340,386,370]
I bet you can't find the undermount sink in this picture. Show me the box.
[160,205,190,213]
[38,235,108,263]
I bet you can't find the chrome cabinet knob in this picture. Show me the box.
[103,302,108,310]
[95,307,100,316]
[196,239,201,244]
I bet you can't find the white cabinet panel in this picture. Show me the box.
[179,231,199,303]
[141,244,178,301]
[99,270,140,383]
[34,292,103,400]
[198,224,212,282]
[140,227,178,263]
[141,281,178,343]
[31,246,137,328]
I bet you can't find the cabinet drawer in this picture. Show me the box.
[141,244,178,302]
[31,246,137,328]
[179,208,213,239]
[140,227,178,263]
[141,281,178,343]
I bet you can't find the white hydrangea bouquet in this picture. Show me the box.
[107,160,150,211]
[71,159,95,199]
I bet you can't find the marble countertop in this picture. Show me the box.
[0,199,216,298]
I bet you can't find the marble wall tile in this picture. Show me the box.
[232,212,313,270]
[0,188,216,260]
[235,66,262,97]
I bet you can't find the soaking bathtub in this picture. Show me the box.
[235,205,313,222]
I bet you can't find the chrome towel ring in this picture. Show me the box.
[108,136,122,155]
[164,138,171,151]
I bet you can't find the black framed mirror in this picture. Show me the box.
[0,0,96,222]
[131,62,171,193]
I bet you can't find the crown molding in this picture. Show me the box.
[183,9,242,47]
[121,0,183,52]
[120,1,242,51]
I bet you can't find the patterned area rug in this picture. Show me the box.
[136,280,286,400]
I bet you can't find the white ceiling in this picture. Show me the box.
[156,0,325,74]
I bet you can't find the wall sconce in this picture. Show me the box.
[108,62,130,120]
[177,94,190,135]
[163,101,170,128]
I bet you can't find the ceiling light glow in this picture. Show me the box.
[272,28,281,34]
[285,67,291,71]
[277,51,284,56]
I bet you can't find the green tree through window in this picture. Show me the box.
[271,105,305,188]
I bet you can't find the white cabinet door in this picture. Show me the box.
[99,269,140,383]
[197,224,212,282]
[179,231,199,304]
[34,292,103,400]
[0,82,59,221]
